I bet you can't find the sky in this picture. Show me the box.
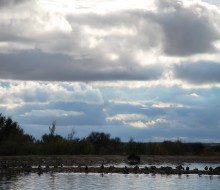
[1,0,220,142]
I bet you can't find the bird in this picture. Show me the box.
[123,166,129,174]
[100,164,104,173]
[85,165,89,173]
[37,165,42,171]
[37,165,43,175]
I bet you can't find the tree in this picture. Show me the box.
[42,121,63,144]
[0,113,34,155]
[0,114,22,141]
[87,132,111,154]
[49,120,56,136]
[67,128,76,140]
[110,137,122,154]
[0,113,33,143]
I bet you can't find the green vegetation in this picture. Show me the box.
[0,113,219,156]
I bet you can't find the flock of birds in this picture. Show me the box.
[1,161,220,176]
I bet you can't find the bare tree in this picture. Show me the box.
[49,120,56,136]
[67,128,75,140]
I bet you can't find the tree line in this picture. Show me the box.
[0,113,219,156]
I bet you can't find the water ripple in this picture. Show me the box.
[0,172,220,190]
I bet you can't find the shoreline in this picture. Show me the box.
[1,166,220,176]
[1,155,220,175]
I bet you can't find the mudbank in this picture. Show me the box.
[1,165,220,176]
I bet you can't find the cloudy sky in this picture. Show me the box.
[1,0,220,142]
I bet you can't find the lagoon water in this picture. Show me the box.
[0,172,220,190]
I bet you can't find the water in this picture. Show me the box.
[0,172,220,190]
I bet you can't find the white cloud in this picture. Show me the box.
[151,136,187,142]
[21,109,84,117]
[152,102,186,108]
[125,118,166,129]
[0,81,104,109]
[109,100,149,106]
[106,114,146,122]
[190,93,199,97]
[126,121,149,129]
[38,0,154,14]
[152,136,220,143]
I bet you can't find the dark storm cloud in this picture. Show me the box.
[0,0,30,7]
[174,61,220,84]
[66,0,220,57]
[66,11,162,51]
[0,0,219,82]
[0,50,163,81]
[150,0,220,56]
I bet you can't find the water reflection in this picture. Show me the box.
[0,172,220,190]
